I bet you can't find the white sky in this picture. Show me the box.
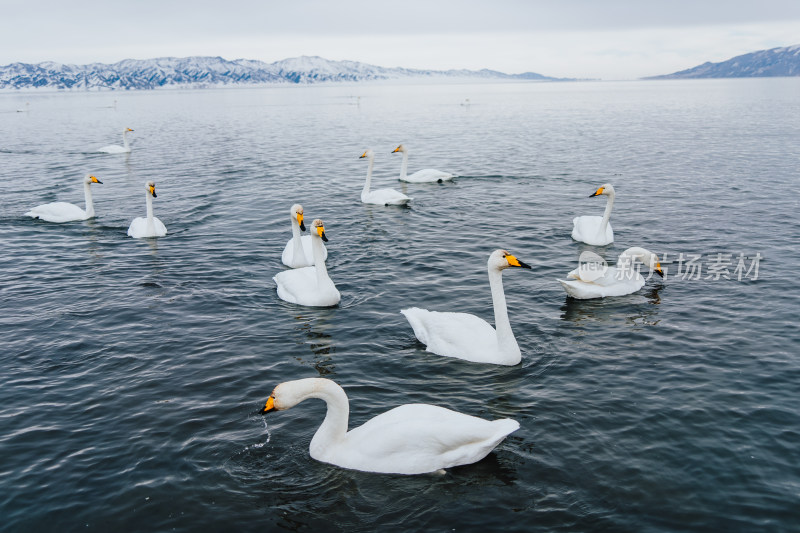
[1,0,798,79]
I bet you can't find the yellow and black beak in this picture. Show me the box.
[655,263,664,278]
[297,212,305,232]
[316,225,328,242]
[359,151,368,159]
[589,186,605,198]
[127,128,134,132]
[90,175,103,184]
[506,254,532,269]
[392,146,401,153]
[150,184,157,198]
[261,397,275,414]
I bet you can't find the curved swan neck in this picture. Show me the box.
[488,267,519,360]
[285,379,348,452]
[290,216,304,265]
[312,233,330,285]
[399,150,409,180]
[83,181,95,218]
[122,129,130,150]
[599,190,615,234]
[145,191,155,234]
[362,155,374,197]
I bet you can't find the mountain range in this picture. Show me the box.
[646,44,800,79]
[0,55,566,91]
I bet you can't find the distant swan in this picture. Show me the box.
[392,144,454,183]
[274,219,340,307]
[402,249,531,366]
[359,149,411,205]
[26,174,103,223]
[127,181,167,238]
[572,183,615,246]
[261,377,519,474]
[281,204,327,268]
[99,128,134,154]
[559,246,663,299]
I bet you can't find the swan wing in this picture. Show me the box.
[127,216,167,238]
[401,308,500,363]
[363,188,412,206]
[327,404,519,474]
[274,268,340,307]
[558,269,645,299]
[571,216,613,245]
[402,169,455,183]
[25,202,88,223]
[98,144,129,154]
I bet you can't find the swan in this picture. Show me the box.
[98,127,134,153]
[281,204,327,268]
[274,219,340,307]
[261,377,519,475]
[402,249,531,366]
[359,149,412,205]
[25,174,103,223]
[559,246,663,299]
[391,144,454,183]
[127,181,167,238]
[572,183,615,246]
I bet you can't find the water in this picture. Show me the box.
[1,78,799,532]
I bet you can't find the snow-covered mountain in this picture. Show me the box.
[0,55,565,90]
[645,44,800,79]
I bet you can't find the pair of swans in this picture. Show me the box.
[281,204,327,268]
[274,218,340,307]
[559,247,663,299]
[25,175,166,238]
[572,183,615,246]
[98,128,134,154]
[358,145,455,205]
[261,377,519,475]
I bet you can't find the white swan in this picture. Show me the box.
[391,144,454,183]
[281,204,327,268]
[559,246,663,299]
[402,249,531,366]
[274,219,340,307]
[25,174,103,223]
[572,183,615,246]
[261,377,519,475]
[127,181,167,238]
[98,127,134,154]
[359,149,412,205]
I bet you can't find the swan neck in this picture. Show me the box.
[306,380,349,452]
[83,181,95,218]
[600,191,615,233]
[488,267,517,352]
[362,155,374,197]
[312,234,330,285]
[290,217,304,264]
[399,150,409,179]
[122,130,130,149]
[145,192,155,234]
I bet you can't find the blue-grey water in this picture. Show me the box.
[1,78,799,532]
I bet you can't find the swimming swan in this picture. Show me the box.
[572,183,615,246]
[261,377,519,474]
[359,149,412,205]
[402,249,531,366]
[25,174,103,223]
[391,144,454,183]
[127,181,167,238]
[99,128,134,154]
[559,246,663,299]
[281,204,327,268]
[274,219,340,307]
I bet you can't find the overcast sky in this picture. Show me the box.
[1,0,798,79]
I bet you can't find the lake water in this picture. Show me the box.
[1,78,799,532]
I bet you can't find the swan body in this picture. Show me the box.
[274,219,340,307]
[392,144,454,183]
[402,249,531,366]
[99,127,134,153]
[281,204,327,268]
[559,246,663,299]
[25,174,102,223]
[572,183,615,246]
[127,181,167,238]
[359,149,412,205]
[261,378,519,475]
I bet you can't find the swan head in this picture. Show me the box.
[489,249,532,271]
[291,203,305,231]
[311,219,328,242]
[84,174,103,185]
[359,149,374,160]
[391,144,407,154]
[146,181,157,198]
[126,128,134,132]
[261,378,334,413]
[589,183,615,197]
[622,247,663,277]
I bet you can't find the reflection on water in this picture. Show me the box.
[560,285,663,325]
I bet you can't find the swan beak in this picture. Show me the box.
[150,185,157,198]
[506,254,532,269]
[589,186,605,197]
[359,151,368,159]
[655,263,664,277]
[317,226,328,242]
[392,146,401,153]
[261,397,275,414]
[127,128,134,132]
[90,175,103,184]
[298,213,305,232]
